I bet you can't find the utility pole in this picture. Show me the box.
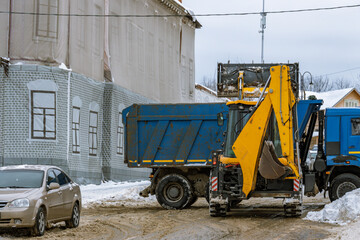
[259,0,266,63]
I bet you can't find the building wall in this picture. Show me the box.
[108,0,196,103]
[0,65,153,184]
[9,0,69,65]
[0,65,69,172]
[0,1,9,57]
[334,90,360,107]
[2,0,197,104]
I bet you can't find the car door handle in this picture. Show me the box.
[349,145,355,149]
[58,191,63,195]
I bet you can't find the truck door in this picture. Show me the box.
[347,117,360,158]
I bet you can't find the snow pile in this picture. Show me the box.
[80,181,157,207]
[305,188,360,225]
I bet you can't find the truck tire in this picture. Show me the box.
[185,194,198,208]
[205,182,210,204]
[329,173,360,201]
[156,174,192,210]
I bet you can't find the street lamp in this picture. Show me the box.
[300,71,313,100]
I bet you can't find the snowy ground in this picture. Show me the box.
[80,180,157,207]
[79,181,360,239]
[3,181,359,239]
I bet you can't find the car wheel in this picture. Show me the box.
[329,173,360,201]
[31,207,46,236]
[155,174,192,210]
[66,202,80,228]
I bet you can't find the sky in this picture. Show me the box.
[182,0,360,86]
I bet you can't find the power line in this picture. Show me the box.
[0,4,359,18]
[316,67,360,78]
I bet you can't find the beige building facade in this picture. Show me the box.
[1,0,200,103]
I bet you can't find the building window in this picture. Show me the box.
[72,107,80,153]
[117,112,124,155]
[35,0,59,39]
[345,99,359,107]
[351,118,360,135]
[89,111,98,156]
[31,91,56,139]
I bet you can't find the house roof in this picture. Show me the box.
[305,88,360,109]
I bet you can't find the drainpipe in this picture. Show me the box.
[8,0,12,58]
[66,71,71,169]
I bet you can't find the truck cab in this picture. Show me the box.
[322,108,360,201]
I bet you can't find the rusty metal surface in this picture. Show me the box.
[217,63,299,97]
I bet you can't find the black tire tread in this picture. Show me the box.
[329,173,360,202]
[155,174,192,210]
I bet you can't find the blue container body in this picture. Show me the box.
[123,103,228,168]
[296,100,323,138]
[325,108,360,166]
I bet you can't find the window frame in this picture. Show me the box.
[117,112,124,155]
[31,90,56,140]
[35,0,60,40]
[345,99,359,107]
[351,118,360,136]
[72,106,81,154]
[89,111,98,156]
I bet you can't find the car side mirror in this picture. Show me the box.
[48,182,60,190]
[217,112,224,126]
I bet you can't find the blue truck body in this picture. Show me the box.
[325,108,360,166]
[123,103,228,167]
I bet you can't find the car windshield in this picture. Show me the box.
[0,170,44,188]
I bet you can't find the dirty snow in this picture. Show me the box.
[305,188,360,225]
[80,180,156,207]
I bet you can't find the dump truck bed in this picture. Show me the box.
[123,103,228,168]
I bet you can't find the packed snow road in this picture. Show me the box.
[0,181,359,240]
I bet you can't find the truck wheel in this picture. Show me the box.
[205,182,210,204]
[329,173,360,201]
[156,174,192,210]
[185,194,198,208]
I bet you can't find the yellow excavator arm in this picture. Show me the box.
[221,65,299,197]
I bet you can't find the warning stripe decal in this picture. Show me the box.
[293,179,300,191]
[211,177,218,191]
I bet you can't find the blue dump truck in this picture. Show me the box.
[123,103,228,209]
[123,100,360,210]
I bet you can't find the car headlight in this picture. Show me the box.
[8,198,30,208]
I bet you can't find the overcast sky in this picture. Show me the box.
[182,0,360,86]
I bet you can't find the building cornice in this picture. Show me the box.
[157,0,202,28]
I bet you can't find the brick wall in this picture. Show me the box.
[0,65,153,184]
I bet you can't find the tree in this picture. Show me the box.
[304,76,332,92]
[200,76,217,91]
[332,77,351,90]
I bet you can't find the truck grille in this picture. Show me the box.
[0,201,7,208]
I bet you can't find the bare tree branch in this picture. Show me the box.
[200,76,216,91]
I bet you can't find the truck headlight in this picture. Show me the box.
[8,198,30,208]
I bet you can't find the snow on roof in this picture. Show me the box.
[195,83,230,103]
[305,88,355,109]
[195,83,217,96]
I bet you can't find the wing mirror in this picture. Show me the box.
[217,112,224,126]
[48,182,60,190]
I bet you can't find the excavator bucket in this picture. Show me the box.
[259,141,288,179]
